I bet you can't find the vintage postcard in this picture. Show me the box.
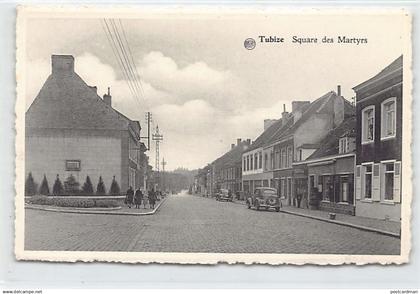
[15,6,412,264]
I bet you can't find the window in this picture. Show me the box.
[322,175,333,201]
[246,155,250,171]
[381,98,396,139]
[259,152,263,169]
[66,160,81,171]
[243,157,246,171]
[382,162,395,201]
[264,153,268,170]
[274,149,280,169]
[254,153,258,170]
[280,178,286,197]
[339,137,348,154]
[287,146,293,167]
[362,106,375,143]
[270,150,274,170]
[250,155,253,170]
[281,148,287,168]
[340,176,349,202]
[363,164,373,199]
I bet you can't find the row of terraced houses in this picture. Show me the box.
[195,56,403,221]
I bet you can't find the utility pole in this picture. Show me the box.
[152,125,163,189]
[161,157,167,191]
[140,112,152,151]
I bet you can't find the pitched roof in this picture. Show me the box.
[306,115,356,160]
[245,119,285,152]
[353,55,403,92]
[26,57,134,131]
[212,141,250,168]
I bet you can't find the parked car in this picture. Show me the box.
[216,189,233,202]
[247,187,281,212]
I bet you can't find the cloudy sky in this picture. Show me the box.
[24,11,408,170]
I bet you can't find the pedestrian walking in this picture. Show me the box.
[134,188,143,209]
[125,186,134,208]
[149,189,156,209]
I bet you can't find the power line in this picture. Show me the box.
[118,19,145,99]
[102,19,141,109]
[109,19,143,104]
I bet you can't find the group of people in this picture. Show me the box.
[125,187,158,209]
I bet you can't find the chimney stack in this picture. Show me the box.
[237,138,242,145]
[337,85,342,96]
[51,55,74,76]
[103,87,112,107]
[246,139,251,145]
[282,104,289,123]
[231,143,235,150]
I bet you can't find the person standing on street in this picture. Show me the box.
[134,188,143,209]
[126,186,134,209]
[149,189,156,209]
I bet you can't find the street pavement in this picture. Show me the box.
[25,192,400,254]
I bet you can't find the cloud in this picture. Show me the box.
[139,51,245,110]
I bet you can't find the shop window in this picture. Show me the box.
[322,175,333,201]
[340,176,349,202]
[362,106,375,143]
[381,98,396,139]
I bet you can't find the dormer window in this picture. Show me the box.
[339,137,348,154]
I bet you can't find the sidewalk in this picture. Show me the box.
[228,197,400,238]
[281,205,401,237]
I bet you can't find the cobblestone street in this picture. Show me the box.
[25,192,400,254]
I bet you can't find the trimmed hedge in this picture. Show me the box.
[27,196,119,208]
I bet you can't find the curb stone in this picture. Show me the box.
[25,196,168,216]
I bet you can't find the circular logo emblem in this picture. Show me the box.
[244,38,256,50]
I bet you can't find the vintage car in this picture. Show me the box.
[216,189,233,202]
[247,187,281,212]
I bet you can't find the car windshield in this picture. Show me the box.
[260,189,277,196]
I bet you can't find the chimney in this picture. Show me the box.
[231,143,235,150]
[281,104,289,123]
[103,87,112,107]
[237,138,242,145]
[52,55,74,76]
[337,85,342,96]
[246,139,251,145]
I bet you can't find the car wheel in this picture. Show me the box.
[256,203,260,210]
[275,207,280,212]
